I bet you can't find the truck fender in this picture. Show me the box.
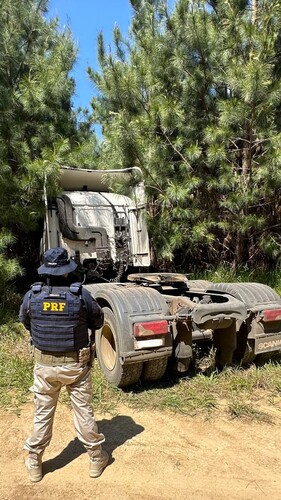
[84,283,170,355]
[206,282,281,311]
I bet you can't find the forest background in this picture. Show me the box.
[1,0,281,319]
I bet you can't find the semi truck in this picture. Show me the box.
[41,166,281,387]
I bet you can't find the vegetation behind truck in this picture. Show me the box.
[42,166,281,387]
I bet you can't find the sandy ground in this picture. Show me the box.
[1,398,281,500]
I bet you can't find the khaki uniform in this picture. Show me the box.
[24,355,105,457]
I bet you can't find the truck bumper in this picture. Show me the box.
[120,346,172,365]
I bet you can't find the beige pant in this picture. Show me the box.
[24,362,105,456]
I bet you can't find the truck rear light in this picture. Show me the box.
[262,309,281,322]
[134,320,168,337]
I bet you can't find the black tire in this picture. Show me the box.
[188,280,211,290]
[142,357,168,382]
[255,352,272,365]
[96,307,143,387]
[255,351,281,365]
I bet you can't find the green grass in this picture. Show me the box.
[198,264,281,295]
[228,400,273,423]
[0,322,33,411]
[1,321,281,422]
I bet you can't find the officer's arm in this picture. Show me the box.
[91,300,104,330]
[82,289,104,331]
[19,293,31,331]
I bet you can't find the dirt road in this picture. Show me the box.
[1,400,281,500]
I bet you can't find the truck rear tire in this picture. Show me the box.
[142,357,168,382]
[96,307,143,387]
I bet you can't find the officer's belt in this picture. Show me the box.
[33,347,79,366]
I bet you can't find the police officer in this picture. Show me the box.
[19,247,109,482]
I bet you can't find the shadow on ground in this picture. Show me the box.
[43,414,144,475]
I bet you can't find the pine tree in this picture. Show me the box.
[0,0,79,308]
[205,0,281,267]
[89,0,281,270]
[89,1,211,267]
[88,0,222,267]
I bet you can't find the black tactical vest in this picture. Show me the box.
[28,283,89,352]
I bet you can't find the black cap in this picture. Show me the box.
[37,247,77,276]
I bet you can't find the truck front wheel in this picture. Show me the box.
[96,307,143,387]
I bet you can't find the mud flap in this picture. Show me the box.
[233,321,248,363]
[172,322,193,373]
[213,323,237,368]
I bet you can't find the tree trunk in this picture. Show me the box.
[241,141,251,186]
[251,0,257,24]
